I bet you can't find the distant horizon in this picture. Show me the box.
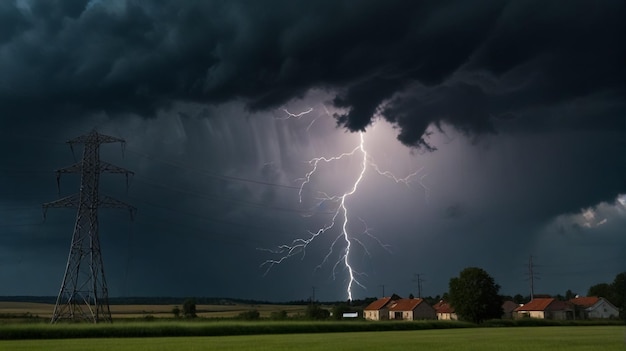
[0,287,613,304]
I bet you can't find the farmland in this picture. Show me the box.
[1,301,624,350]
[0,301,310,320]
[0,326,624,351]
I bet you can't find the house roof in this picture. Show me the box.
[569,296,600,308]
[364,297,392,311]
[514,298,572,312]
[548,300,573,311]
[364,294,402,311]
[501,300,519,313]
[515,298,554,312]
[433,300,455,313]
[388,298,427,311]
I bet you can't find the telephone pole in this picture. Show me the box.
[526,255,540,300]
[413,273,424,298]
[44,130,135,323]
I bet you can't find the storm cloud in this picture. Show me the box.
[0,0,624,301]
[2,1,623,140]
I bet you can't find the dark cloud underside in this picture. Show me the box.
[1,1,623,146]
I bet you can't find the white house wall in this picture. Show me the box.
[588,300,619,319]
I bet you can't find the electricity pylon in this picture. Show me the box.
[43,130,135,323]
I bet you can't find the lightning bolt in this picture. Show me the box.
[278,107,321,132]
[279,107,314,119]
[262,108,427,301]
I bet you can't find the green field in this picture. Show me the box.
[0,326,624,351]
[1,302,624,350]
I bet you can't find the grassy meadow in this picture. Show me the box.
[0,326,624,351]
[1,301,624,350]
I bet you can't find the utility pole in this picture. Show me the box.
[379,284,385,297]
[526,255,540,301]
[413,273,424,298]
[44,130,135,323]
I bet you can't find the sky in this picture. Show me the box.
[0,0,624,302]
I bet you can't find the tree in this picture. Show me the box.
[183,298,197,318]
[237,309,260,320]
[448,267,503,323]
[171,306,181,318]
[512,294,526,305]
[587,283,613,301]
[305,304,330,320]
[331,304,352,320]
[612,272,625,309]
[270,310,288,320]
[564,289,577,301]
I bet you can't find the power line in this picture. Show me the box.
[131,175,330,216]
[125,148,301,191]
[127,195,296,239]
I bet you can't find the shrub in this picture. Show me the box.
[270,310,288,320]
[305,304,330,320]
[237,310,260,320]
[172,306,181,318]
[183,299,197,319]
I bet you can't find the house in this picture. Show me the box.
[433,300,457,320]
[569,296,619,319]
[387,297,436,320]
[514,298,574,320]
[433,300,519,321]
[501,300,519,319]
[363,294,400,321]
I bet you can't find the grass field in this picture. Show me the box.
[2,301,624,350]
[0,326,624,351]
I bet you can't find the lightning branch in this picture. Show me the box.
[261,108,427,301]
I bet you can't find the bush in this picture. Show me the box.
[171,306,181,318]
[270,310,288,320]
[305,304,330,320]
[331,304,346,320]
[237,310,260,320]
[183,299,197,319]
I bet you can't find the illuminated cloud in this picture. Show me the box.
[0,1,623,301]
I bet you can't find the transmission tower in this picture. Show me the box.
[526,255,540,300]
[413,273,425,298]
[43,130,135,323]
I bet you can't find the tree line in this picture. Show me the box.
[168,269,625,323]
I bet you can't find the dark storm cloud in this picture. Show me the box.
[1,0,625,301]
[2,1,622,144]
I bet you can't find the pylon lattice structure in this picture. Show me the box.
[43,130,135,323]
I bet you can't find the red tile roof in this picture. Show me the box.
[569,296,600,308]
[364,297,392,311]
[388,298,426,311]
[514,298,572,312]
[433,300,455,313]
[547,300,572,311]
[514,298,554,311]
